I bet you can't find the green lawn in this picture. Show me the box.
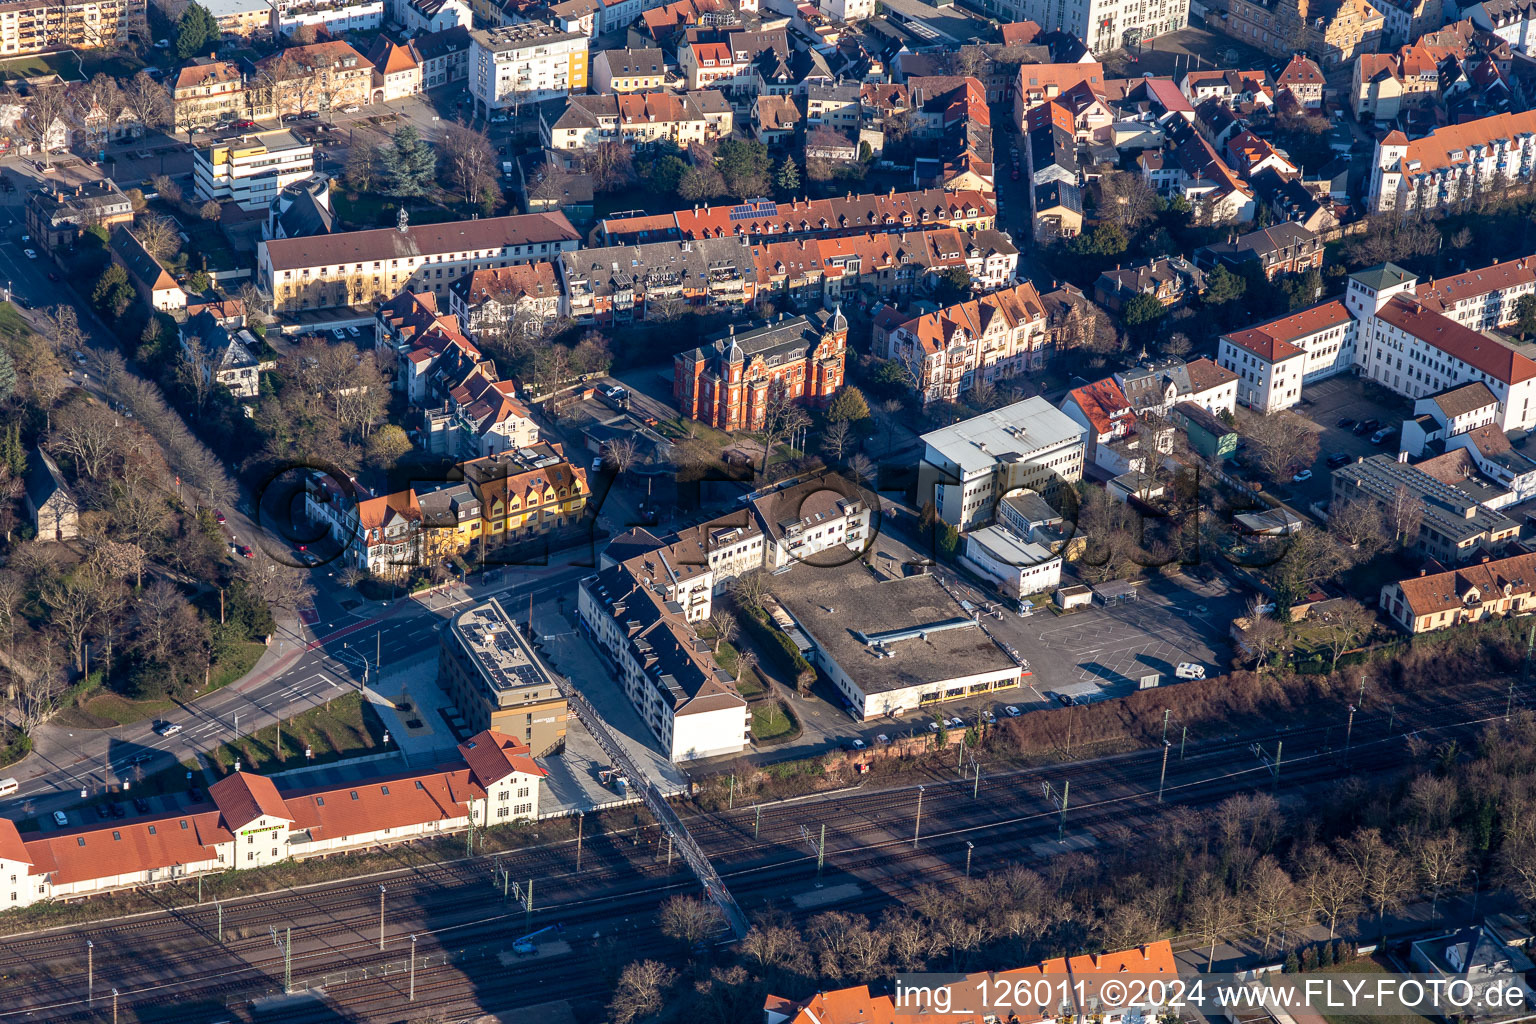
[209,641,266,692]
[0,51,83,82]
[736,669,766,700]
[204,691,387,776]
[332,189,469,230]
[750,701,796,743]
[54,694,176,729]
[714,641,739,676]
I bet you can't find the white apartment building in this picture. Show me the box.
[997,0,1188,54]
[1416,255,1536,332]
[1220,261,1536,431]
[469,23,587,116]
[193,130,314,212]
[1370,110,1536,214]
[918,398,1087,530]
[269,0,384,36]
[1218,299,1355,413]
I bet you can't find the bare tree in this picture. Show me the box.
[658,894,722,947]
[237,553,314,614]
[1303,851,1363,938]
[608,960,674,1024]
[1098,169,1159,231]
[38,304,83,356]
[238,281,273,322]
[1243,411,1320,483]
[730,569,768,612]
[1244,857,1299,953]
[1190,877,1240,969]
[135,214,181,263]
[438,120,500,206]
[23,84,70,166]
[1316,598,1374,671]
[1385,483,1424,545]
[1416,834,1466,914]
[68,74,123,151]
[1328,497,1385,554]
[707,609,736,654]
[178,335,216,416]
[121,72,171,135]
[1341,828,1414,939]
[604,435,640,477]
[13,634,64,730]
[1242,609,1287,671]
[49,402,123,478]
[759,388,811,473]
[40,571,105,672]
[821,419,852,462]
[583,140,634,192]
[848,452,875,487]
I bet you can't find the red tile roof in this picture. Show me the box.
[1223,300,1351,362]
[1067,377,1133,437]
[1390,551,1536,619]
[1415,256,1536,315]
[1376,296,1536,385]
[1386,109,1536,182]
[210,771,292,830]
[0,818,29,866]
[459,729,547,787]
[25,812,231,885]
[284,770,486,842]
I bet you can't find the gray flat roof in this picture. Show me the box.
[771,561,1017,695]
[920,397,1085,476]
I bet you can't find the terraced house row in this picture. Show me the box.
[304,442,590,578]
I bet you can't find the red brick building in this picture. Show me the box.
[673,308,848,430]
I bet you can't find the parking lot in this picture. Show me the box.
[1276,375,1413,510]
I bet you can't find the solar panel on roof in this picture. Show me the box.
[729,199,778,221]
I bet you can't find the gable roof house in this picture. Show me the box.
[23,449,78,542]
[110,225,188,313]
[179,310,273,401]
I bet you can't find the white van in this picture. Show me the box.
[0,778,18,797]
[1175,663,1206,680]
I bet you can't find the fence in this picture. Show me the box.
[293,950,454,992]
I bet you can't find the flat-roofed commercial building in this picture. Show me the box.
[770,559,1023,721]
[194,130,314,211]
[439,598,568,755]
[918,397,1086,529]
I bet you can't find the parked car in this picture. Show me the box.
[107,802,125,818]
[1175,662,1207,680]
[1371,427,1395,445]
[848,738,866,750]
[52,811,68,827]
[233,119,256,129]
[188,786,205,803]
[332,328,346,340]
[1004,705,1021,717]
[1055,692,1075,706]
[1354,418,1381,436]
[94,804,111,820]
[214,510,226,524]
[347,325,361,338]
[23,249,36,259]
[1292,469,1313,483]
[982,709,996,724]
[300,111,319,119]
[238,545,254,558]
[926,720,940,733]
[342,104,360,113]
[1337,417,1355,428]
[875,733,890,745]
[1326,452,1352,468]
[133,798,151,814]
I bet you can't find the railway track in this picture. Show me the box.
[0,685,1519,1023]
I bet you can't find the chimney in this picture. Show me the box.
[1420,568,1427,576]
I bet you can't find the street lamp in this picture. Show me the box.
[964,841,974,878]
